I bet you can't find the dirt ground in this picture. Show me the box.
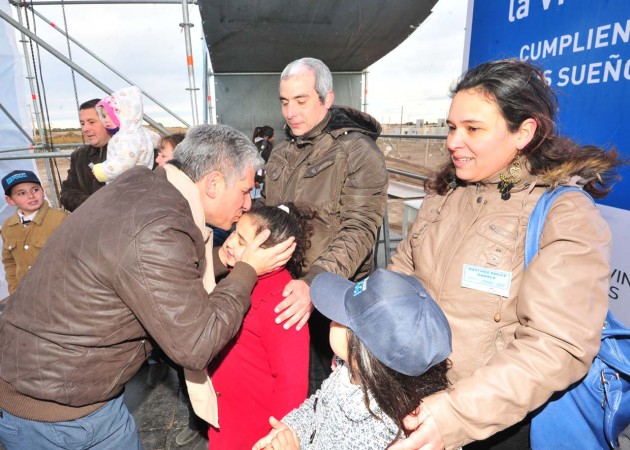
[35,136,448,234]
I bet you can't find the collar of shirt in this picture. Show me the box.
[18,211,36,224]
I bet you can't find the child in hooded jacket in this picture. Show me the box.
[92,86,160,183]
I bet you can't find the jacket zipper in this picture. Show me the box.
[103,339,146,397]
[489,225,517,240]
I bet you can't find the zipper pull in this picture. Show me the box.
[494,297,503,322]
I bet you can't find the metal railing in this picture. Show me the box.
[0,151,73,161]
[0,136,442,268]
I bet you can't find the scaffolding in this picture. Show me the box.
[0,0,204,174]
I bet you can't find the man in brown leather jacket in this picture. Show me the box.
[0,124,295,449]
[261,58,388,392]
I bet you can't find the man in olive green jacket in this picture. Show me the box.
[261,57,388,391]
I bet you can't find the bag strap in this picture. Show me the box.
[524,186,593,269]
[602,312,630,339]
[525,187,630,372]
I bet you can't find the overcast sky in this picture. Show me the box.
[8,0,469,129]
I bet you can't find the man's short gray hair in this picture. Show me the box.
[281,57,333,103]
[173,124,263,186]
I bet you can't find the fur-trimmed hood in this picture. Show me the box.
[536,154,614,190]
[284,106,382,143]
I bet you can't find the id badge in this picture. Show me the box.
[461,264,512,297]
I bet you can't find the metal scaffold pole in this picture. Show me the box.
[14,5,59,206]
[0,102,36,145]
[24,5,190,128]
[0,8,168,135]
[11,0,189,4]
[15,6,45,145]
[180,0,199,126]
[202,36,208,125]
[362,69,369,113]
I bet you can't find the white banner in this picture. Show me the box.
[466,0,630,326]
[0,0,39,299]
[599,204,630,326]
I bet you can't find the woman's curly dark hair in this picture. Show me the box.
[427,59,621,198]
[245,202,315,278]
[346,330,450,444]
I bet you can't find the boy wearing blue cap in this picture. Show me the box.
[253,269,452,450]
[1,170,67,294]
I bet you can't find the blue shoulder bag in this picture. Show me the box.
[527,186,630,449]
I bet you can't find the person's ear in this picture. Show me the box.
[204,171,224,199]
[5,195,16,207]
[516,118,537,150]
[323,91,334,109]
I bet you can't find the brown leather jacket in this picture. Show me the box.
[389,168,611,448]
[0,166,255,409]
[262,107,388,282]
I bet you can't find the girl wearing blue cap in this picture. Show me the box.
[253,269,452,450]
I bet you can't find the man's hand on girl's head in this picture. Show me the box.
[241,229,296,276]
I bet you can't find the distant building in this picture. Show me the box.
[380,119,448,136]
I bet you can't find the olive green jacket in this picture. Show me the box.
[262,107,388,283]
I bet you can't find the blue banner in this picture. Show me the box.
[467,0,630,210]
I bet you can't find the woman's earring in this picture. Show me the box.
[498,155,522,200]
[447,169,458,190]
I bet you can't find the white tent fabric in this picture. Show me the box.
[0,0,40,298]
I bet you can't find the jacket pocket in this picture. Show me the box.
[410,203,448,248]
[475,219,518,269]
[101,339,147,399]
[265,156,287,182]
[265,163,284,181]
[32,239,47,250]
[2,240,17,254]
[303,154,336,179]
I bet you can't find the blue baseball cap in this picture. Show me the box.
[311,269,452,376]
[2,170,41,196]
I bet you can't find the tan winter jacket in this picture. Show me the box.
[389,167,611,449]
[1,202,67,293]
[262,107,388,282]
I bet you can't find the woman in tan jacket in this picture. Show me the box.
[388,59,620,450]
